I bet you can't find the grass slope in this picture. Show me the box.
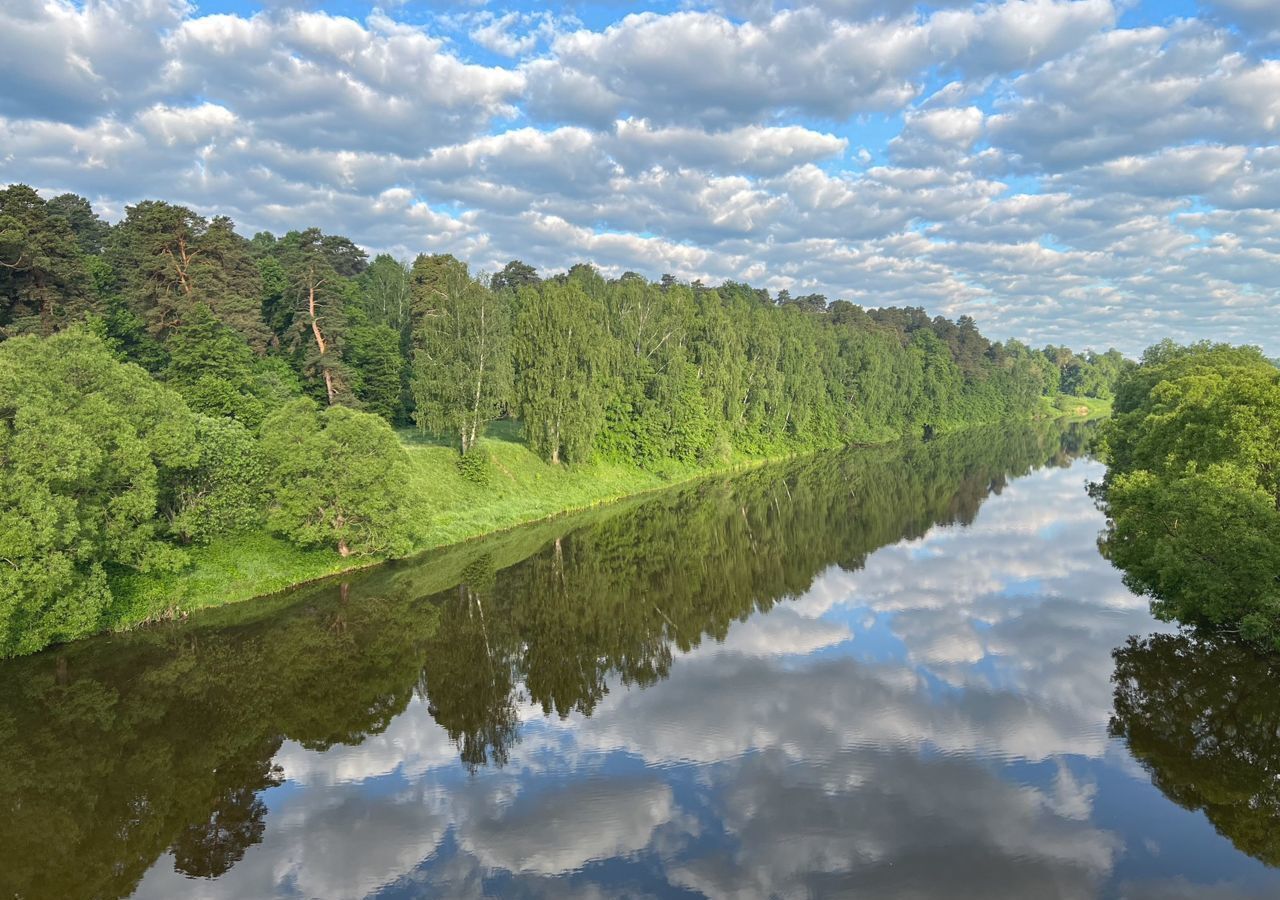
[111,420,774,625]
[112,401,1107,629]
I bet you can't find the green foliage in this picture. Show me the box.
[410,254,511,451]
[512,278,608,464]
[456,446,494,486]
[259,399,416,557]
[163,304,277,426]
[45,192,109,254]
[168,415,267,545]
[1095,342,1280,647]
[357,253,413,333]
[107,201,270,351]
[347,321,406,423]
[269,228,356,405]
[0,183,92,337]
[0,330,197,656]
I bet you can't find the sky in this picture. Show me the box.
[0,0,1277,355]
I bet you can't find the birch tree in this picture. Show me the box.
[512,279,608,464]
[410,254,511,454]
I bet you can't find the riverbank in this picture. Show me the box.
[109,420,806,626]
[109,405,1108,633]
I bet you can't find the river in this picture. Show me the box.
[3,422,1279,899]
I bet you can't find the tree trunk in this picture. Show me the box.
[308,277,339,405]
[338,539,351,558]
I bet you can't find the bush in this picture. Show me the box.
[0,330,197,656]
[456,447,493,486]
[259,398,416,557]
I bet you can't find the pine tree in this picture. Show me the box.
[0,184,91,337]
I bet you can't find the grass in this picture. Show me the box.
[111,420,780,625]
[1041,394,1113,420]
[113,398,1111,628]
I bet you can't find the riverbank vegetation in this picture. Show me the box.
[1,183,1124,657]
[1094,341,1280,648]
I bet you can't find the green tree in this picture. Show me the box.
[259,399,415,557]
[512,279,608,464]
[358,254,412,333]
[411,254,511,454]
[273,229,356,405]
[163,304,274,426]
[167,415,266,545]
[45,192,110,254]
[108,202,269,350]
[0,184,91,337]
[1095,342,1280,647]
[0,330,197,656]
[347,321,406,423]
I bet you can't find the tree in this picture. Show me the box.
[45,193,109,255]
[490,259,540,294]
[259,399,415,557]
[0,184,91,337]
[411,255,511,454]
[163,304,273,426]
[512,279,608,464]
[347,321,406,424]
[1095,343,1280,647]
[0,330,197,656]
[273,229,356,406]
[358,254,412,333]
[107,202,269,350]
[167,415,266,545]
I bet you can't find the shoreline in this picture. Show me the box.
[94,404,1107,648]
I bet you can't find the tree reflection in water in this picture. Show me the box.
[0,421,1091,898]
[1111,633,1280,867]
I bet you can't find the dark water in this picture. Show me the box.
[4,423,1280,899]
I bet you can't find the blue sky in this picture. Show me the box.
[1,0,1277,353]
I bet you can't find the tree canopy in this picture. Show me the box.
[1095,341,1280,647]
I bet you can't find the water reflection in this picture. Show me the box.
[1112,634,1280,869]
[2,421,1279,898]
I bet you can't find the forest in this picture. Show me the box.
[1094,340,1280,648]
[0,183,1124,657]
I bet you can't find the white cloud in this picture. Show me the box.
[1,0,1278,354]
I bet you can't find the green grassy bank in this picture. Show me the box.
[111,406,1107,631]
[110,420,791,625]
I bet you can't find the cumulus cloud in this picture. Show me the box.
[1,0,1277,355]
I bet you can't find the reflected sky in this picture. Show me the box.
[122,458,1280,900]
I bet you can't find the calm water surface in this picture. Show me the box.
[4,424,1280,899]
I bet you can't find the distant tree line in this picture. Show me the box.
[1094,340,1280,648]
[0,183,1124,655]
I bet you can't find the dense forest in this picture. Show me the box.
[1094,340,1280,648]
[0,183,1124,657]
